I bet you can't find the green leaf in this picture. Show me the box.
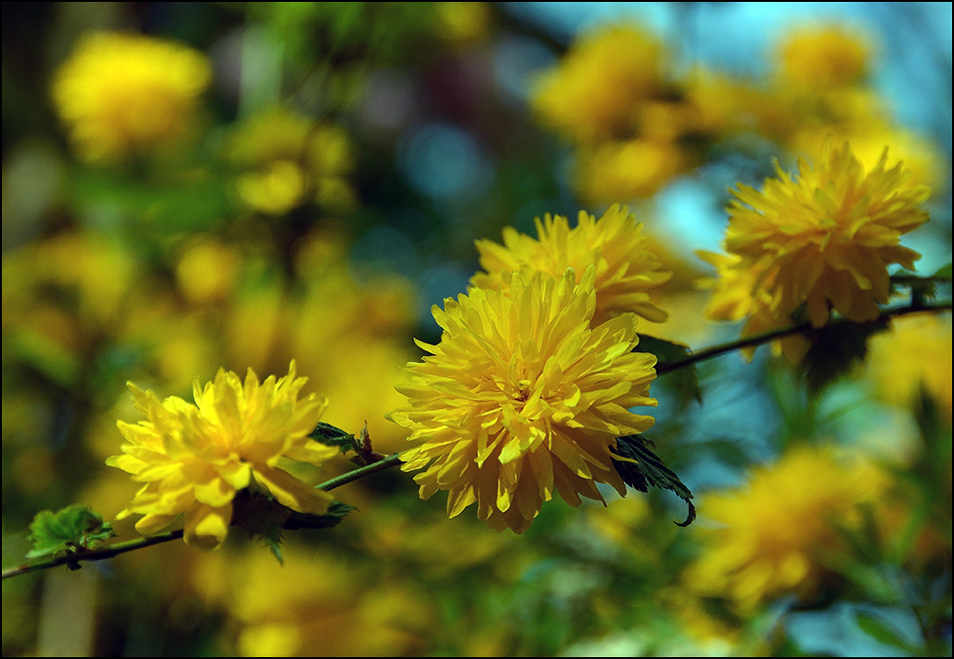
[932,262,952,280]
[855,610,916,652]
[610,435,695,526]
[800,318,889,395]
[27,505,116,560]
[636,335,702,407]
[232,491,356,564]
[310,422,360,454]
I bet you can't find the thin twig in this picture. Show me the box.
[1,453,405,580]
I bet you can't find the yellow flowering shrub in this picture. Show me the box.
[390,266,658,533]
[471,204,671,326]
[51,32,212,164]
[107,362,338,549]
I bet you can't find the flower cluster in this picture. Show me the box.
[471,204,671,326]
[702,140,930,358]
[108,362,337,549]
[390,266,658,533]
[51,32,211,164]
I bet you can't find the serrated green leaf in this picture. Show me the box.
[636,335,702,407]
[284,502,356,530]
[800,318,889,395]
[310,422,360,453]
[610,435,695,526]
[27,505,116,559]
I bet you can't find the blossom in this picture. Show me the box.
[228,107,356,215]
[531,24,664,145]
[471,204,671,327]
[777,25,871,91]
[51,32,211,164]
[703,140,931,349]
[390,266,658,533]
[107,362,337,549]
[685,445,881,612]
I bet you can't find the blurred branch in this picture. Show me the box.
[1,453,404,580]
[656,299,952,376]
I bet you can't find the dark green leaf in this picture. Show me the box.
[800,318,889,395]
[310,422,360,454]
[283,502,356,530]
[636,335,702,407]
[855,611,916,652]
[610,435,695,526]
[932,262,952,280]
[27,505,116,560]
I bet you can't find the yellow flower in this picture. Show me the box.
[777,25,871,91]
[531,24,664,145]
[228,107,356,215]
[705,140,930,342]
[390,266,658,533]
[867,314,953,423]
[472,204,671,326]
[685,445,881,612]
[573,139,693,202]
[107,362,337,550]
[51,32,211,164]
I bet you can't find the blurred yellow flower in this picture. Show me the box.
[867,314,953,423]
[686,445,880,612]
[228,107,356,215]
[573,139,693,203]
[704,140,931,350]
[51,32,211,164]
[531,24,664,145]
[472,204,671,326]
[391,266,658,533]
[107,362,337,550]
[777,25,871,91]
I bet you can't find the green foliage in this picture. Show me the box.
[310,422,361,454]
[799,317,890,395]
[889,263,952,307]
[27,505,116,562]
[232,490,355,564]
[637,335,703,408]
[610,434,696,526]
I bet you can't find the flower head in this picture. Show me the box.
[51,32,212,164]
[777,25,871,91]
[531,24,664,145]
[471,204,671,326]
[685,445,881,612]
[390,266,658,533]
[107,362,337,549]
[704,140,930,348]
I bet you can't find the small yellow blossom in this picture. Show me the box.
[390,266,658,533]
[867,314,953,423]
[228,107,356,215]
[573,139,693,203]
[51,32,212,164]
[777,25,871,91]
[107,362,337,550]
[531,24,664,145]
[472,204,671,326]
[686,445,881,612]
[704,140,930,350]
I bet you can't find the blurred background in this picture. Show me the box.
[2,2,951,656]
